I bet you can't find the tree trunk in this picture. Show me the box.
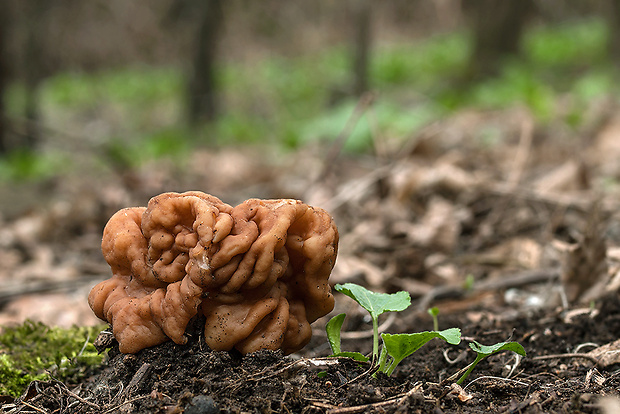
[21,0,51,150]
[0,7,7,155]
[187,0,224,125]
[352,0,372,97]
[608,0,620,63]
[467,0,534,80]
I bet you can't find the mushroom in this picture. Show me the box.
[88,191,338,355]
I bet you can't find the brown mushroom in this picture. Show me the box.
[88,191,338,355]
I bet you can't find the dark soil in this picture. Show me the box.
[6,295,620,413]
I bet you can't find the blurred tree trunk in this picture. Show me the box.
[21,0,50,150]
[466,0,534,80]
[0,4,7,154]
[188,0,223,125]
[608,0,620,63]
[352,0,372,97]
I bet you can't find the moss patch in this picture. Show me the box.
[0,320,106,397]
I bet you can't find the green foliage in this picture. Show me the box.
[380,329,461,375]
[0,320,106,397]
[467,63,556,120]
[325,313,371,362]
[2,17,614,182]
[427,307,440,331]
[334,283,411,360]
[325,313,346,355]
[42,67,182,109]
[329,284,461,376]
[0,149,70,182]
[329,284,525,382]
[372,33,470,89]
[334,283,411,320]
[523,19,608,68]
[456,340,527,385]
[104,127,192,169]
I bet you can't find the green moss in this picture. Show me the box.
[0,320,106,397]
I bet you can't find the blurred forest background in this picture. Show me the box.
[3,0,620,328]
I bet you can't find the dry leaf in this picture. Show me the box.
[560,204,608,303]
[586,339,620,368]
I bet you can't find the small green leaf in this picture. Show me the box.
[456,340,527,385]
[334,283,411,319]
[428,307,440,331]
[469,341,526,358]
[334,283,412,361]
[381,328,461,375]
[330,352,370,362]
[317,371,328,378]
[326,313,347,355]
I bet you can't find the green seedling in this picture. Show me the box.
[456,340,526,385]
[325,313,369,362]
[379,328,461,375]
[428,307,440,331]
[328,284,523,380]
[328,283,462,376]
[333,283,411,362]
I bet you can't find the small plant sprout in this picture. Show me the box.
[428,307,440,331]
[327,284,524,380]
[328,283,463,376]
[333,283,411,362]
[379,328,461,375]
[463,274,475,291]
[325,313,369,362]
[456,340,527,385]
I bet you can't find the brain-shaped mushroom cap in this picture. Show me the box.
[88,191,338,355]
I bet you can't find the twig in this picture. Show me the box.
[532,353,600,365]
[463,375,530,390]
[441,361,475,386]
[573,343,600,353]
[335,362,380,389]
[20,401,48,413]
[102,395,150,414]
[325,383,424,414]
[117,363,151,402]
[61,386,100,410]
[442,348,468,365]
[222,357,344,393]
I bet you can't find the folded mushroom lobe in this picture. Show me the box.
[88,191,338,355]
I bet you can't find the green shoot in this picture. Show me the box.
[328,284,524,380]
[325,313,346,354]
[325,313,370,362]
[456,340,526,385]
[428,307,440,331]
[380,328,461,375]
[463,274,475,291]
[334,283,411,361]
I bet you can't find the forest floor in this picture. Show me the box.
[3,105,620,413]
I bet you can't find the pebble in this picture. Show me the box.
[184,395,219,414]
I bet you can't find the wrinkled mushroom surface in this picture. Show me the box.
[88,191,338,354]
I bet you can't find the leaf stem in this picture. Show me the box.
[456,355,483,385]
[372,316,379,362]
[377,344,388,373]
